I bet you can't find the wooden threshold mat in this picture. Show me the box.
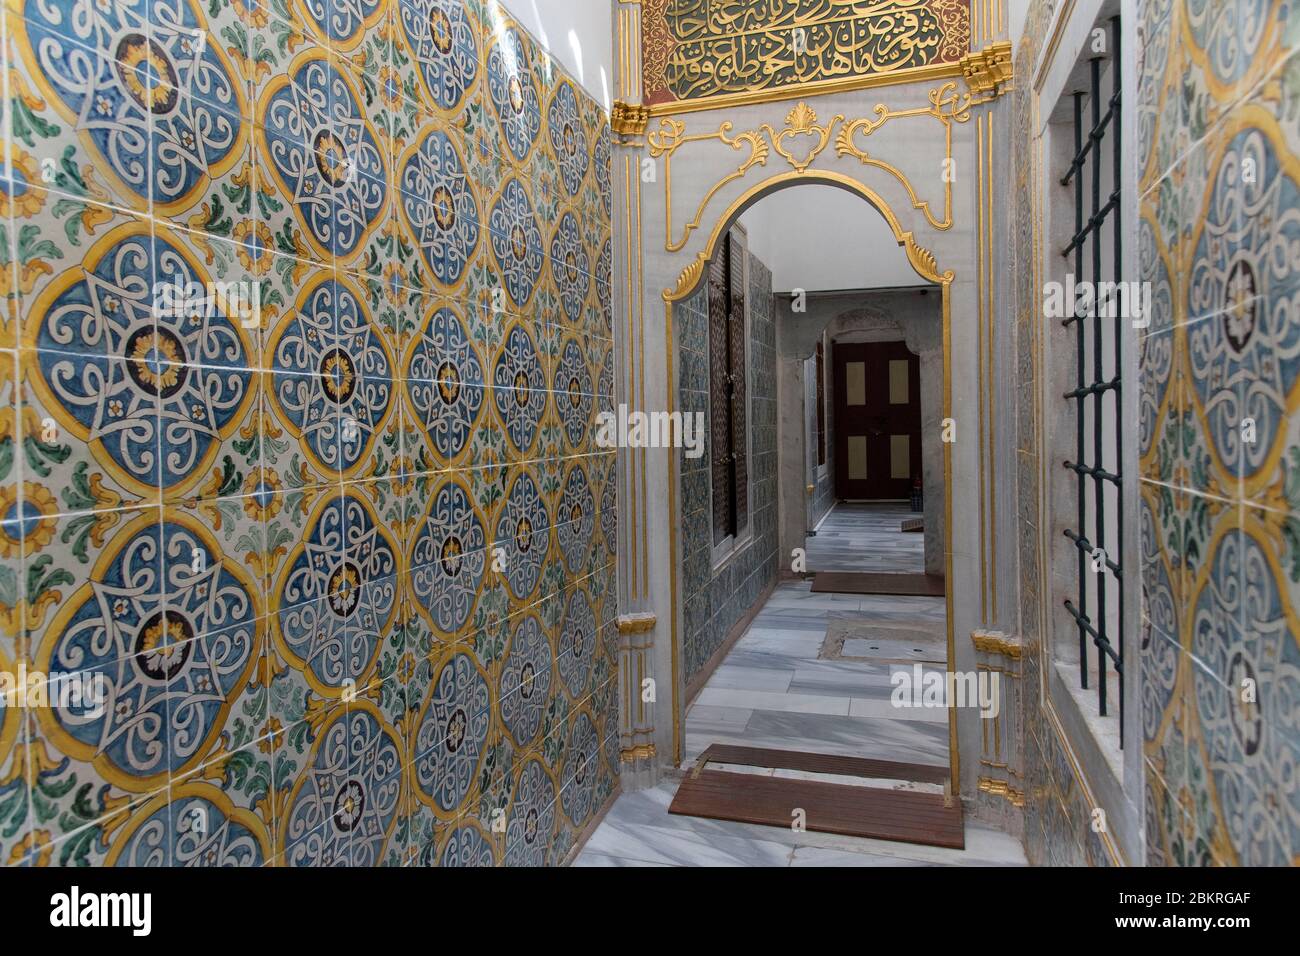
[900,517,924,533]
[669,745,963,849]
[699,743,949,786]
[810,571,945,596]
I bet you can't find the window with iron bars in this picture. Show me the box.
[1059,16,1126,747]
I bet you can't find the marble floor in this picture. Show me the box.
[681,580,949,766]
[575,781,1026,866]
[805,502,926,573]
[577,504,1025,866]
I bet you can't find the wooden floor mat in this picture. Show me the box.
[669,745,963,849]
[810,571,945,596]
[900,517,924,532]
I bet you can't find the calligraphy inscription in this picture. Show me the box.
[646,0,971,106]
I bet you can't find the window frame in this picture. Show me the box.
[1035,0,1144,856]
[708,226,754,569]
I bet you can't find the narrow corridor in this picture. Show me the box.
[578,504,1022,865]
[0,0,1291,885]
[806,502,925,574]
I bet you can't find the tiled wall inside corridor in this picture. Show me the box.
[1015,0,1300,866]
[0,0,616,866]
[1136,0,1299,866]
[678,234,779,683]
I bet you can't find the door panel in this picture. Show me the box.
[833,341,921,499]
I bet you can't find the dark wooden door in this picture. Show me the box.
[832,341,921,500]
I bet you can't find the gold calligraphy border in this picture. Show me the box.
[643,0,972,113]
[646,58,964,117]
[650,83,985,253]
[667,1,944,44]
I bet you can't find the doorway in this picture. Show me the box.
[663,186,961,849]
[833,341,922,501]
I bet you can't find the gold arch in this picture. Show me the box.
[663,170,952,305]
[659,172,958,797]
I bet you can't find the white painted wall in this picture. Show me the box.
[738,185,918,293]
[498,0,613,111]
[1008,0,1031,47]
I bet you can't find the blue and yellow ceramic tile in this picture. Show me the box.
[479,3,543,170]
[1137,0,1300,866]
[3,3,159,217]
[4,0,610,866]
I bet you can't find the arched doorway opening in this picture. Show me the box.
[660,174,960,823]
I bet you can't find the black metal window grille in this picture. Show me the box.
[1059,15,1125,746]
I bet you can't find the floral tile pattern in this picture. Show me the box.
[1135,0,1300,867]
[0,0,614,867]
[1017,0,1299,866]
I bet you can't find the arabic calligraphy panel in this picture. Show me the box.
[643,0,971,108]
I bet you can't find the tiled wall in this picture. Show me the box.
[1016,0,1300,867]
[0,0,616,867]
[1136,0,1299,866]
[678,238,779,683]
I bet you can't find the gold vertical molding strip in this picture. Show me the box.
[977,113,988,625]
[622,153,639,601]
[618,1,643,108]
[982,111,993,624]
[636,155,648,601]
[665,296,681,766]
[943,280,959,799]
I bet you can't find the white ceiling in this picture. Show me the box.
[498,0,613,111]
[739,184,919,293]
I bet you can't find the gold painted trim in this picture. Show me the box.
[664,170,950,297]
[648,120,770,253]
[622,154,639,601]
[977,776,1026,807]
[652,84,981,252]
[620,744,657,763]
[961,41,1013,96]
[660,171,957,796]
[835,82,977,232]
[645,60,966,118]
[972,630,1023,660]
[986,108,997,623]
[617,613,658,634]
[977,113,988,625]
[612,100,650,136]
[764,102,843,173]
[665,293,681,765]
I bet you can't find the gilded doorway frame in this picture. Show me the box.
[660,170,958,797]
